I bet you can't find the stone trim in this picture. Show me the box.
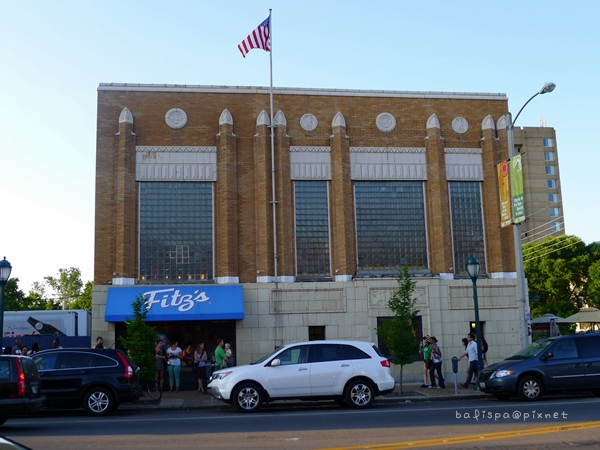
[136,146,217,181]
[444,148,483,181]
[290,147,331,180]
[350,147,427,180]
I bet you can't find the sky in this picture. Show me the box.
[1,1,599,292]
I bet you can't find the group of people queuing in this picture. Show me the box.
[153,338,234,393]
[2,339,56,356]
[419,335,446,389]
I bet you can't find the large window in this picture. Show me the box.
[139,182,213,283]
[547,179,557,189]
[449,182,486,275]
[543,138,554,147]
[355,181,428,276]
[544,152,555,161]
[295,181,331,278]
[548,193,559,203]
[545,166,556,175]
[549,207,560,217]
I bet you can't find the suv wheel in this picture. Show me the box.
[345,379,374,409]
[518,376,543,401]
[84,387,115,416]
[233,383,263,413]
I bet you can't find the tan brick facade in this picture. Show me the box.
[95,85,518,284]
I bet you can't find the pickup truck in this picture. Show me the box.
[0,355,45,426]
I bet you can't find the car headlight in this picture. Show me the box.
[210,371,233,381]
[493,369,514,378]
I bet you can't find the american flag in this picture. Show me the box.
[238,16,271,58]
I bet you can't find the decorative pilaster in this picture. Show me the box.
[424,114,453,276]
[215,109,239,284]
[329,112,355,281]
[273,111,294,281]
[115,107,137,283]
[254,110,274,282]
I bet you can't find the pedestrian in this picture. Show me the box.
[20,345,29,356]
[166,340,182,392]
[52,338,62,349]
[95,336,104,349]
[214,339,227,369]
[458,333,478,389]
[12,339,23,355]
[224,342,234,367]
[30,342,40,355]
[420,336,432,388]
[153,339,167,392]
[194,343,208,394]
[428,337,445,389]
[461,338,475,383]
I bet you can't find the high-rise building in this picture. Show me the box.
[513,127,564,245]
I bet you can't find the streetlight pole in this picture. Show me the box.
[0,257,13,350]
[466,256,484,390]
[506,82,556,349]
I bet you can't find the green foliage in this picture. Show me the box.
[377,267,420,393]
[524,235,600,318]
[3,278,57,311]
[44,268,84,310]
[119,295,157,383]
[70,281,93,310]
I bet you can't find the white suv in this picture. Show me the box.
[207,340,395,412]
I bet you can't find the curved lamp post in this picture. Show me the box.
[506,82,556,349]
[0,257,13,349]
[466,255,484,390]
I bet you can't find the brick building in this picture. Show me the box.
[93,83,527,382]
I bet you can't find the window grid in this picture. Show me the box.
[543,138,554,147]
[546,166,556,175]
[139,182,213,282]
[544,152,555,161]
[355,181,428,274]
[549,208,560,217]
[449,182,486,275]
[548,193,559,203]
[547,179,557,189]
[295,181,331,278]
[551,222,562,232]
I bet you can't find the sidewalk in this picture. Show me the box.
[123,381,490,411]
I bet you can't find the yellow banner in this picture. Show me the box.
[497,161,512,227]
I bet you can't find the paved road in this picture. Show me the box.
[3,395,600,449]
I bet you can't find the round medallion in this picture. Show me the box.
[376,113,396,133]
[165,108,188,129]
[300,113,318,131]
[452,117,469,134]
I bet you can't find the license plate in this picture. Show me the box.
[479,382,486,389]
[32,385,38,394]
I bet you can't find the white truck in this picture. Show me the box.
[2,310,91,338]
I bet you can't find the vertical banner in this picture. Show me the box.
[510,155,525,224]
[497,161,512,227]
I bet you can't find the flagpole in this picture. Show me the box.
[268,9,278,284]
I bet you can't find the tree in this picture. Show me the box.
[70,281,93,310]
[377,267,420,394]
[44,268,84,309]
[4,278,56,311]
[524,235,600,318]
[119,295,157,384]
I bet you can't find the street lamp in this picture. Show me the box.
[0,257,13,350]
[466,256,484,390]
[506,82,556,349]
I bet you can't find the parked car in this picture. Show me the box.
[479,333,600,401]
[0,355,45,426]
[207,340,395,412]
[31,348,142,416]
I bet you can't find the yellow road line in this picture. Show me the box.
[317,420,600,449]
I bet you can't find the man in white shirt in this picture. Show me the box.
[458,333,478,388]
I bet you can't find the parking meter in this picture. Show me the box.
[451,356,459,395]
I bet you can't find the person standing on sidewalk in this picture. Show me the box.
[214,339,227,369]
[428,337,445,389]
[166,340,183,392]
[420,336,432,388]
[458,333,478,389]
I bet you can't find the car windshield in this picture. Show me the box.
[505,338,555,360]
[251,346,287,365]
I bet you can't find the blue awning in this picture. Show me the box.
[104,285,244,322]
